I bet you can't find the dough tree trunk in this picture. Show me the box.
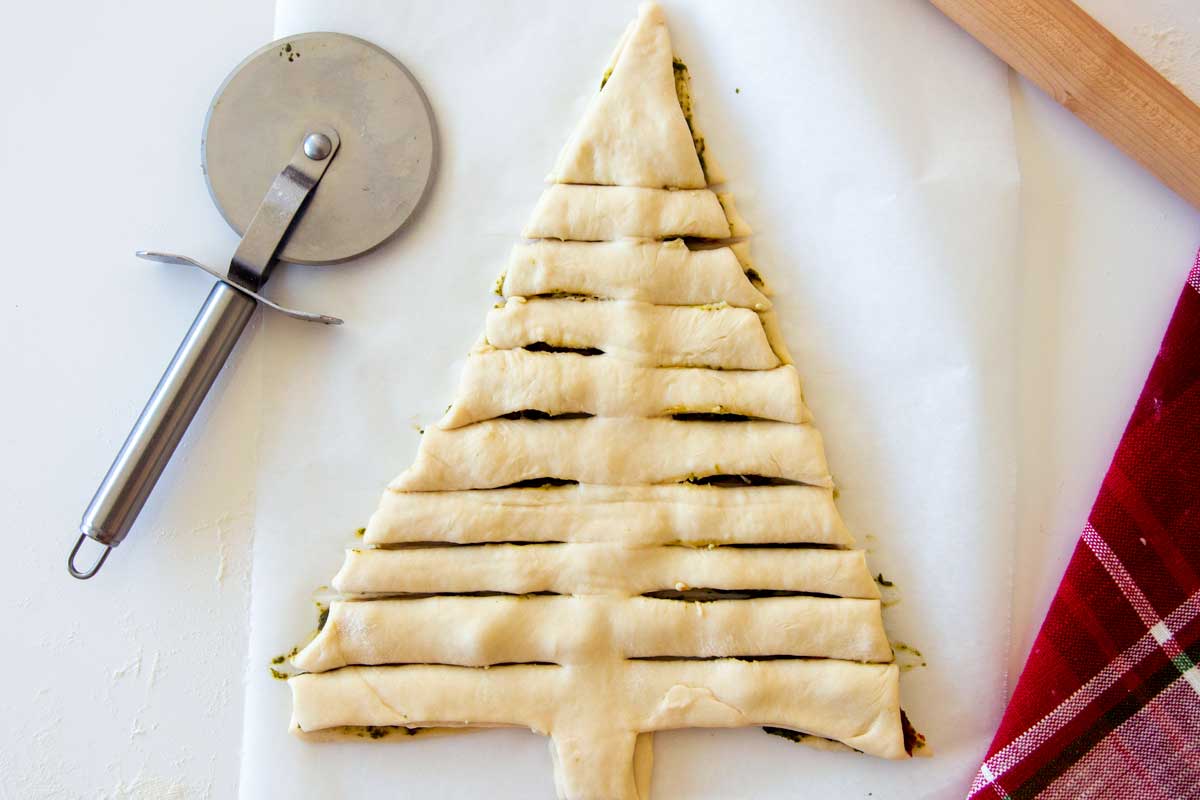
[551,724,643,800]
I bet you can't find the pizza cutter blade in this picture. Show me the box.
[69,32,436,579]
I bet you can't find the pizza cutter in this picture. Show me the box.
[68,32,436,579]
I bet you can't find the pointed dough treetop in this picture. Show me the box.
[549,2,706,189]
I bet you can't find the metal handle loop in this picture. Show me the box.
[68,534,112,580]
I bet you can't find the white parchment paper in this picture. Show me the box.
[241,2,1021,796]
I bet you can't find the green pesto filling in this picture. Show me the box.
[877,573,902,609]
[662,404,728,415]
[672,58,708,177]
[502,477,579,489]
[767,714,926,758]
[672,412,752,422]
[523,342,603,356]
[763,726,804,744]
[685,475,781,487]
[762,727,859,753]
[893,641,927,672]
[901,710,927,754]
[763,714,921,762]
[327,725,423,740]
[501,410,594,421]
[270,646,300,668]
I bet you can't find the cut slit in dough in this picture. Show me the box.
[485,298,780,370]
[364,483,854,547]
[293,595,893,672]
[502,239,770,309]
[440,349,807,429]
[391,417,832,491]
[523,184,732,241]
[334,544,880,598]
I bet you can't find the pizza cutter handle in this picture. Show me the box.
[70,282,256,579]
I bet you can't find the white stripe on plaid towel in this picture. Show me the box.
[1184,664,1200,696]
[1039,677,1200,799]
[1083,524,1163,630]
[1083,524,1194,671]
[969,587,1200,798]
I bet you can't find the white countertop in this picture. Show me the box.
[2,2,1197,798]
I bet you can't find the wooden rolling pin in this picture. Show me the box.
[929,0,1200,211]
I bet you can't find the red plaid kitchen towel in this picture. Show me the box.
[969,251,1200,799]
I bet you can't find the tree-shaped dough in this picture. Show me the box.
[287,5,915,798]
